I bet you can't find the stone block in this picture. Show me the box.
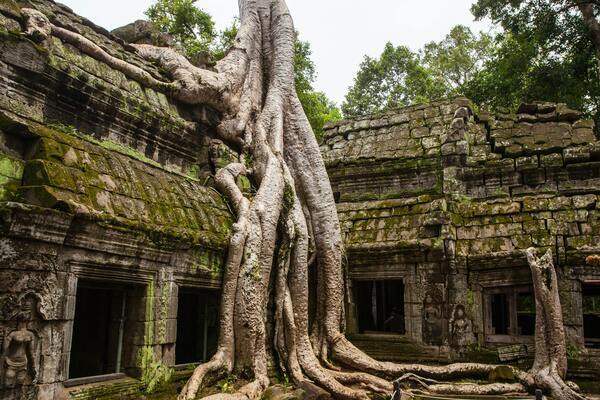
[517,103,538,114]
[441,143,456,156]
[411,126,430,138]
[548,196,572,211]
[422,136,440,149]
[164,318,177,343]
[389,113,410,125]
[516,156,538,170]
[511,234,533,249]
[557,104,583,121]
[504,144,523,157]
[522,197,549,212]
[573,194,596,209]
[456,140,469,155]
[531,232,554,247]
[496,113,517,122]
[469,237,514,254]
[522,168,547,186]
[540,153,563,167]
[547,219,580,236]
[523,219,546,233]
[537,111,557,122]
[517,113,537,123]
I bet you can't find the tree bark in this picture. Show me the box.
[576,2,600,78]
[524,248,585,400]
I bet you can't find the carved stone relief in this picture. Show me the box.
[422,288,444,345]
[449,304,474,358]
[0,292,43,389]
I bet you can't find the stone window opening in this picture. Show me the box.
[353,280,405,335]
[583,283,600,348]
[484,285,535,343]
[175,288,220,365]
[68,281,135,381]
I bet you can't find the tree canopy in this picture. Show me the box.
[344,3,600,126]
[342,26,493,118]
[469,0,600,119]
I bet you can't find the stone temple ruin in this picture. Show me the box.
[0,0,599,399]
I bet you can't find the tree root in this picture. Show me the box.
[395,373,526,396]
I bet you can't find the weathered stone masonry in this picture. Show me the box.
[0,1,231,399]
[1,0,600,399]
[322,98,600,378]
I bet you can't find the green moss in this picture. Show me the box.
[0,154,24,179]
[566,344,581,361]
[0,152,24,202]
[158,284,169,343]
[137,281,173,394]
[0,0,21,17]
[137,346,173,394]
[466,289,475,307]
[23,159,77,190]
[282,181,295,217]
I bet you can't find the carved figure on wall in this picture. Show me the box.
[1,294,39,388]
[450,304,472,358]
[422,293,442,345]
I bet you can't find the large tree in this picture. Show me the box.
[342,26,493,118]
[20,2,587,400]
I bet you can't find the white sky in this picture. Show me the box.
[58,0,492,105]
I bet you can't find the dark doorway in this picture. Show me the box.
[491,293,509,335]
[583,283,600,348]
[516,292,536,336]
[354,280,405,334]
[69,282,127,379]
[175,288,220,365]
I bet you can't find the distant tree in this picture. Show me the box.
[342,43,441,117]
[422,25,494,91]
[294,38,341,141]
[343,27,492,118]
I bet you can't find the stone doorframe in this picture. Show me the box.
[63,261,158,385]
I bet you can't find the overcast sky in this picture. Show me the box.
[58,0,492,105]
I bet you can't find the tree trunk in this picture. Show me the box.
[525,248,585,400]
[20,4,589,400]
[577,2,600,78]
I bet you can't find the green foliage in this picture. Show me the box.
[146,0,215,59]
[294,37,341,142]
[567,344,580,361]
[146,0,238,62]
[342,27,493,118]
[466,289,475,307]
[213,18,239,61]
[217,375,237,393]
[138,346,173,394]
[344,3,600,125]
[423,25,494,91]
[343,43,437,117]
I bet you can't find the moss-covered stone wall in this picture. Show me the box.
[0,2,233,399]
[324,99,600,378]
